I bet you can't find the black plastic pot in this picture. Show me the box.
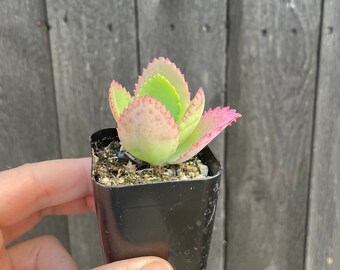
[91,128,222,270]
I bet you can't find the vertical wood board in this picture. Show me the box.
[0,0,69,249]
[226,1,321,269]
[46,1,138,268]
[137,1,227,269]
[305,0,340,269]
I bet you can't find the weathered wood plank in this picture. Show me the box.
[46,1,138,268]
[305,1,340,268]
[226,1,321,269]
[0,0,69,249]
[137,1,227,269]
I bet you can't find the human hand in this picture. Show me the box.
[0,158,173,270]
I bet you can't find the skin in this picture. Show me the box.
[0,158,173,270]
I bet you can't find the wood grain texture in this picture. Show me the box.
[305,1,340,269]
[0,0,69,249]
[46,1,138,268]
[137,1,227,269]
[226,1,321,269]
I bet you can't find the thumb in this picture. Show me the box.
[92,256,173,270]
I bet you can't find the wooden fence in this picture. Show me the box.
[0,0,339,269]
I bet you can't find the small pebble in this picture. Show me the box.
[101,177,110,184]
[189,172,195,178]
[198,163,209,177]
[178,172,185,178]
[93,154,99,163]
[117,151,129,162]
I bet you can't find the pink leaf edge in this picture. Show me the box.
[173,107,241,164]
[134,57,190,103]
[109,80,131,121]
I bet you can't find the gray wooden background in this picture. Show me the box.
[0,0,339,269]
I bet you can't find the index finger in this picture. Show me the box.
[0,158,92,227]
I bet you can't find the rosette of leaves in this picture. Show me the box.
[109,57,241,166]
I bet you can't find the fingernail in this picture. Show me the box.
[141,262,172,270]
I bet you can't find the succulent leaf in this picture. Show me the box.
[178,88,205,144]
[117,96,179,166]
[137,74,181,121]
[135,57,190,120]
[109,81,133,121]
[170,107,241,164]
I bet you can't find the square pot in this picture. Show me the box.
[91,128,222,270]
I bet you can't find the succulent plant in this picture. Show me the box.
[109,57,241,166]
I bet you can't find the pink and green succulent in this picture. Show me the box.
[109,57,241,166]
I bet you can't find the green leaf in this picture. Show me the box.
[137,74,181,121]
[135,57,190,121]
[109,81,133,121]
[178,88,205,144]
